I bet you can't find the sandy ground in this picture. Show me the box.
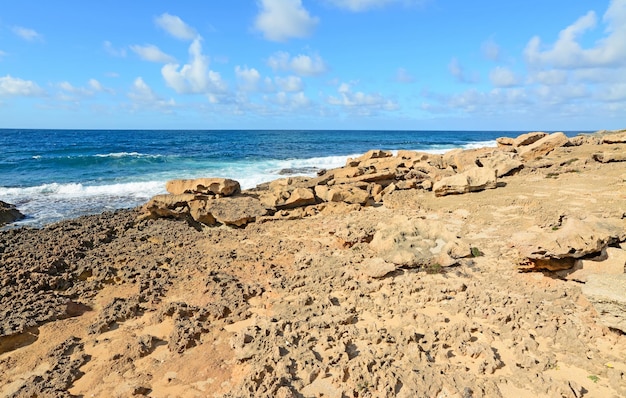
[1,138,625,397]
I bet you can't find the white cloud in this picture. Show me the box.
[155,13,198,40]
[448,57,479,83]
[326,0,425,11]
[12,26,42,41]
[524,0,626,69]
[161,39,227,94]
[269,91,311,108]
[255,0,319,41]
[275,76,303,92]
[128,77,176,111]
[235,66,261,91]
[395,67,414,83]
[481,38,501,61]
[130,44,176,63]
[0,75,45,96]
[103,41,127,57]
[57,79,114,100]
[0,50,7,58]
[268,52,328,76]
[327,82,398,115]
[489,66,519,87]
[528,70,568,86]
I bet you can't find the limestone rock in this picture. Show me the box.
[496,137,515,147]
[0,201,24,226]
[582,274,626,333]
[513,131,547,147]
[433,167,497,197]
[518,132,570,161]
[166,178,241,197]
[361,258,397,278]
[479,151,523,177]
[514,216,626,271]
[284,188,316,209]
[205,196,268,226]
[142,194,198,220]
[592,152,626,163]
[347,149,392,166]
[369,216,471,268]
[601,132,626,144]
[563,247,626,283]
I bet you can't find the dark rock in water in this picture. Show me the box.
[0,201,24,226]
[278,167,319,175]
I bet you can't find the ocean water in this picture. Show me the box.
[1,129,531,227]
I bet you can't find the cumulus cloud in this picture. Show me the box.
[128,77,176,111]
[255,0,319,41]
[448,58,479,83]
[235,66,261,91]
[275,76,303,92]
[103,41,127,57]
[268,91,311,108]
[0,75,45,96]
[57,79,114,100]
[327,82,398,115]
[268,52,328,76]
[161,39,227,94]
[326,0,425,11]
[489,66,519,87]
[11,26,43,41]
[155,13,198,40]
[524,0,626,69]
[130,44,176,63]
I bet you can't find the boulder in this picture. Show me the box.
[141,194,198,220]
[205,196,268,226]
[581,274,626,333]
[166,178,241,197]
[443,147,494,172]
[479,151,523,177]
[514,216,626,271]
[601,131,626,144]
[496,137,515,147]
[562,247,626,283]
[283,188,316,209]
[0,201,24,226]
[369,216,471,268]
[592,152,626,163]
[513,132,547,147]
[347,150,392,166]
[433,167,497,197]
[361,258,397,278]
[518,132,570,161]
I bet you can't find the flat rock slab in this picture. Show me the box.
[582,274,626,333]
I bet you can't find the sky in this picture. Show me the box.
[0,0,625,131]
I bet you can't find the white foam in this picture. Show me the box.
[94,152,164,158]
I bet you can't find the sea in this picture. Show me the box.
[0,129,578,228]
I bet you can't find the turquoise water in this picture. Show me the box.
[0,129,536,226]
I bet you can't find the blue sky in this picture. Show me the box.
[1,0,625,130]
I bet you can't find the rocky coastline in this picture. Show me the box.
[1,130,625,397]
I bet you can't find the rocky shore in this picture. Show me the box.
[1,130,625,397]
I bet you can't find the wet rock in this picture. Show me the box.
[0,201,24,227]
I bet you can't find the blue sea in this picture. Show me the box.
[0,129,568,227]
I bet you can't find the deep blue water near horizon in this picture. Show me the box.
[0,129,579,227]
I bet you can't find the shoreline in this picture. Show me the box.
[1,130,625,397]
